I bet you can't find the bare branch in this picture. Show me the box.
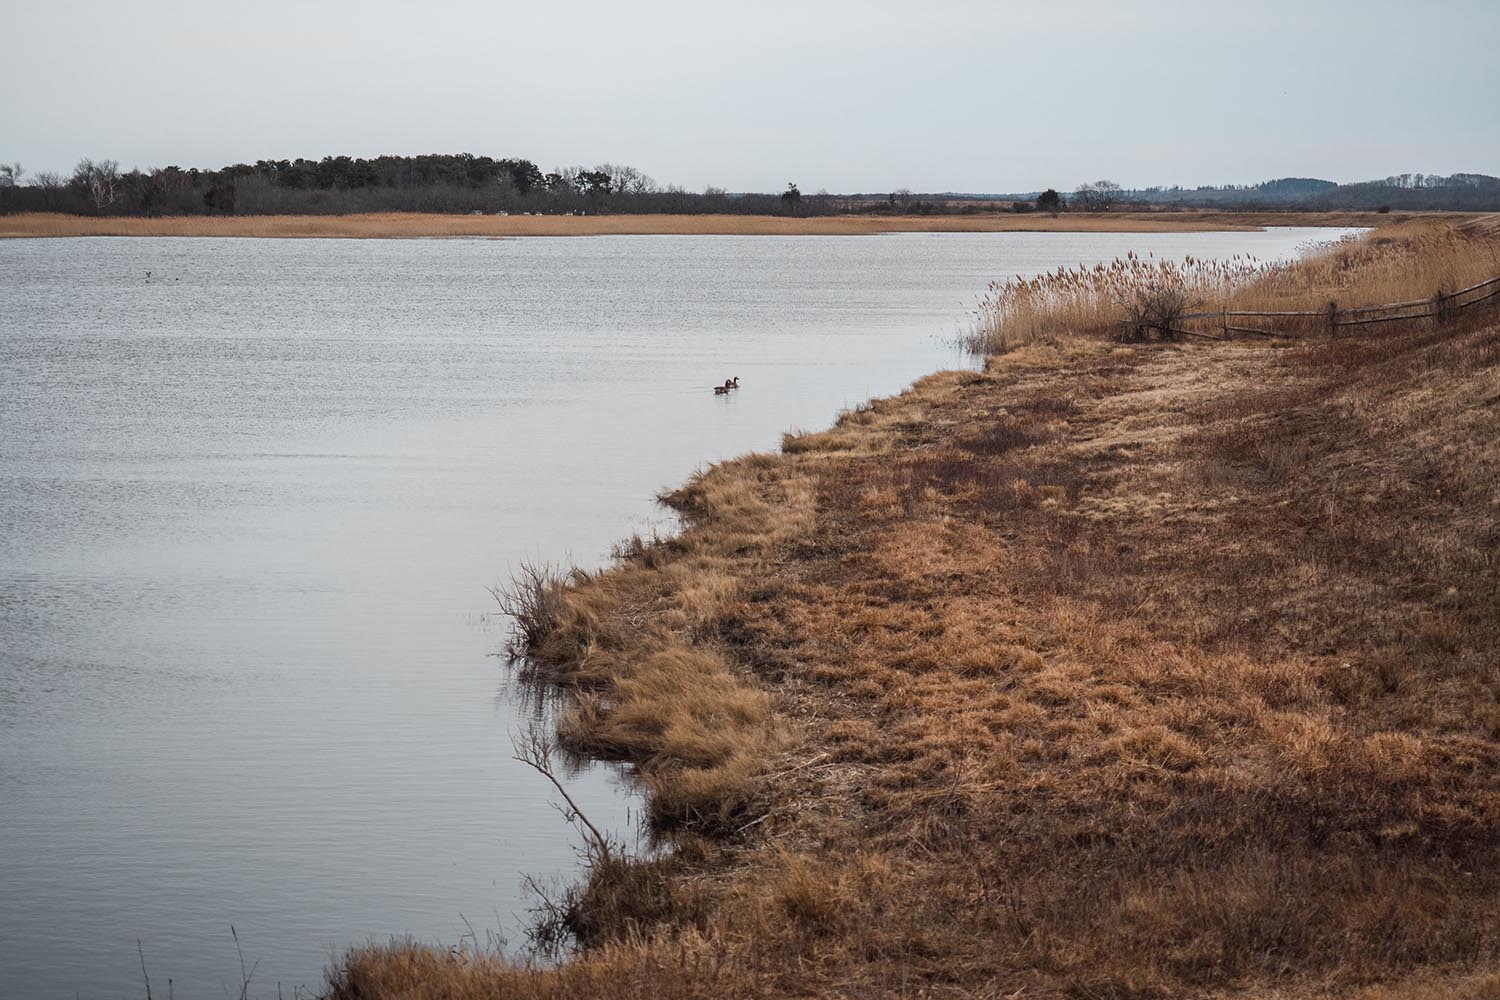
[512,724,612,864]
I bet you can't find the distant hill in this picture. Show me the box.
[1118,179,1341,207]
[1306,173,1500,210]
[990,173,1500,211]
[1252,177,1340,198]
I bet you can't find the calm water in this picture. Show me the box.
[0,228,1348,997]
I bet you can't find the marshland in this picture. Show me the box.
[326,215,1500,999]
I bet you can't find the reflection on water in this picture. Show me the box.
[0,228,1351,997]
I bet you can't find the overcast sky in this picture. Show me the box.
[4,0,1496,193]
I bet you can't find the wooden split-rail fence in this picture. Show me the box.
[1139,272,1500,341]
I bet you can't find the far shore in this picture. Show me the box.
[0,209,1405,239]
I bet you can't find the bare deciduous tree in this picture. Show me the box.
[1074,179,1123,212]
[599,163,657,196]
[72,157,121,210]
[30,171,65,210]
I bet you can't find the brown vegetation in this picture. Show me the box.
[330,220,1500,998]
[0,209,1402,239]
[968,215,1500,352]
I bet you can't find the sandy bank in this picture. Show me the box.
[0,209,1400,239]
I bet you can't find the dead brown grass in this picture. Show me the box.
[968,214,1500,352]
[0,209,1403,239]
[502,453,812,833]
[330,222,1500,999]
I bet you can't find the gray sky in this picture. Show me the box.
[4,0,1496,193]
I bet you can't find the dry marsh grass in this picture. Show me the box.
[501,453,812,833]
[0,209,1401,239]
[967,214,1500,352]
[330,220,1500,999]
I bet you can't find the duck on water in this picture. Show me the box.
[713,376,741,395]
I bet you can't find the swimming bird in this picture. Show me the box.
[713,377,740,395]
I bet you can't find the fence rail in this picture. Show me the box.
[1153,273,1500,340]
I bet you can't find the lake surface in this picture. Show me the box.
[0,228,1350,997]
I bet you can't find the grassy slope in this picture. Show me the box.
[332,227,1500,999]
[0,209,1405,239]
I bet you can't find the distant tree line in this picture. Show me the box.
[3,156,1498,216]
[1005,182,1119,214]
[0,154,891,218]
[1100,173,1500,211]
[1303,173,1500,211]
[1001,173,1500,213]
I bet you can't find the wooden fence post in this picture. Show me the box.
[1327,301,1339,335]
[1433,289,1448,323]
